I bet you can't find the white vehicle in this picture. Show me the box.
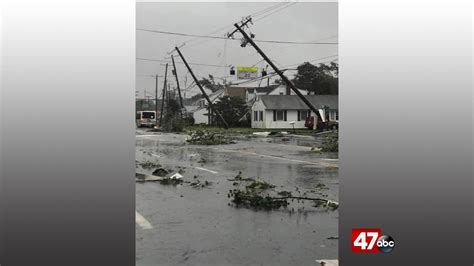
[136,111,157,128]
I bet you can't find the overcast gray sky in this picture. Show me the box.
[136,2,338,99]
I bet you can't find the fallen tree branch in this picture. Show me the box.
[271,196,330,202]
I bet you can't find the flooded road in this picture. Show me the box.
[136,130,338,266]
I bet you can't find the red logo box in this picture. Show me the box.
[352,228,382,253]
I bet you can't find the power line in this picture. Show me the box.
[253,2,298,22]
[283,55,339,68]
[136,58,228,68]
[176,2,294,49]
[136,28,338,45]
[229,72,280,86]
[136,73,187,78]
[251,2,290,17]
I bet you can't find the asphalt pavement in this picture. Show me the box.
[136,129,339,266]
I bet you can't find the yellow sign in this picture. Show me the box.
[236,66,259,79]
[237,66,258,73]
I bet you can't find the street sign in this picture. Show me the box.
[236,66,258,79]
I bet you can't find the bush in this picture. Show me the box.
[320,133,338,152]
[160,99,186,132]
[161,116,185,132]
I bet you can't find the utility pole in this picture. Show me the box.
[160,63,168,125]
[155,74,159,125]
[230,19,323,122]
[171,55,184,110]
[174,46,229,129]
[167,83,171,114]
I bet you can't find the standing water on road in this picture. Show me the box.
[136,130,338,265]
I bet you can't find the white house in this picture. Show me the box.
[192,89,225,125]
[245,85,279,102]
[245,84,309,103]
[267,84,309,96]
[251,95,338,129]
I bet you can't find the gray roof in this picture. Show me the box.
[249,85,279,94]
[260,95,338,110]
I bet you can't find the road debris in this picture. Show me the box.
[158,173,184,185]
[139,161,162,169]
[228,175,338,211]
[252,132,271,137]
[152,168,169,176]
[136,173,164,182]
[189,179,212,189]
[186,130,231,145]
[169,173,183,180]
[320,133,338,152]
[227,171,255,182]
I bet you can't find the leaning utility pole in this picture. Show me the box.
[167,83,171,114]
[160,63,168,125]
[155,74,159,125]
[174,46,229,129]
[171,55,184,110]
[230,18,323,122]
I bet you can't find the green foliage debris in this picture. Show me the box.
[228,174,339,211]
[139,161,162,169]
[186,129,230,145]
[159,177,183,186]
[320,133,338,152]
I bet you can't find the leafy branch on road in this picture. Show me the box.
[227,173,338,211]
[186,129,232,145]
[320,132,338,152]
[310,133,339,153]
[139,161,162,169]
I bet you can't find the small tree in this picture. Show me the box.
[293,62,338,95]
[161,99,185,132]
[212,96,249,127]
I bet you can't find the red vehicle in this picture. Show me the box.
[305,116,338,130]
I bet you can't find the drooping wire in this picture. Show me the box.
[253,2,297,23]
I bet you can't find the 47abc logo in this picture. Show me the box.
[352,228,395,253]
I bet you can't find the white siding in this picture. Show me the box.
[193,108,209,124]
[252,98,318,129]
[192,90,226,125]
[268,85,308,96]
[252,96,338,129]
[329,109,339,121]
[251,100,266,128]
[264,110,312,129]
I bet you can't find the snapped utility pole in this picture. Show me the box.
[174,46,229,129]
[230,19,323,122]
[171,55,184,111]
[160,63,168,125]
[155,74,159,125]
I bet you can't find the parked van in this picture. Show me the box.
[136,111,157,128]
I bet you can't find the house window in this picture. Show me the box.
[273,110,287,121]
[335,110,339,120]
[276,111,284,120]
[299,110,310,121]
[259,111,263,121]
[254,111,258,121]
